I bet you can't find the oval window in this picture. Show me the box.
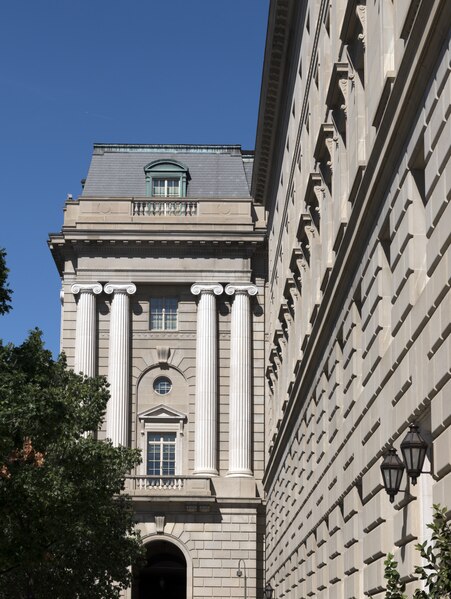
[153,376,172,395]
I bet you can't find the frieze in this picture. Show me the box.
[99,332,231,340]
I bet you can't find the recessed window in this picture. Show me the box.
[152,178,180,198]
[153,376,172,395]
[150,297,178,330]
[138,405,187,482]
[147,432,176,475]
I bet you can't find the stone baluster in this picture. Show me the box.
[190,283,223,476]
[71,283,102,376]
[225,283,258,477]
[104,283,136,446]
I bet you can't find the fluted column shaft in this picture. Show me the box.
[71,283,102,376]
[225,283,258,477]
[191,283,223,476]
[105,283,136,446]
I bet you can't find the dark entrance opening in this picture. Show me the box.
[133,540,187,599]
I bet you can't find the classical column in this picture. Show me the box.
[71,283,102,376]
[104,283,136,446]
[225,283,258,477]
[190,283,223,476]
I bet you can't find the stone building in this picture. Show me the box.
[49,0,451,597]
[252,0,451,598]
[48,144,267,599]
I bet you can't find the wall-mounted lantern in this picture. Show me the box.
[380,448,405,503]
[381,423,429,503]
[264,583,274,599]
[236,559,246,578]
[400,424,428,485]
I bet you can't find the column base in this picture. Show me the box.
[226,469,253,478]
[193,468,218,477]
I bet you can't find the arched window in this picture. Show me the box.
[144,159,189,198]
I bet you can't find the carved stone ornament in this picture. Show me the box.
[156,346,171,365]
[71,283,103,296]
[338,77,348,115]
[325,136,336,167]
[356,4,366,48]
[346,50,356,88]
[225,283,258,297]
[190,283,223,296]
[155,515,165,534]
[104,283,137,295]
[313,186,325,207]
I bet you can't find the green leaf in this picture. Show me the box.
[0,331,144,599]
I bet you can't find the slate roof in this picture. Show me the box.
[82,144,254,198]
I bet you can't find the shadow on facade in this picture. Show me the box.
[132,539,187,599]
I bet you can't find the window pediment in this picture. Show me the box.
[138,404,187,424]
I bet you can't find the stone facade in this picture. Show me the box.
[252,0,451,598]
[49,1,451,596]
[49,145,266,598]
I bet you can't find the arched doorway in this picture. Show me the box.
[133,539,187,599]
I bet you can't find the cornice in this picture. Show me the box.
[53,231,265,244]
[252,0,297,205]
[93,143,245,155]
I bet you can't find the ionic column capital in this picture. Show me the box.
[225,283,258,297]
[71,283,103,295]
[190,283,223,296]
[104,283,137,295]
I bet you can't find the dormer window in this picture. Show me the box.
[144,159,189,198]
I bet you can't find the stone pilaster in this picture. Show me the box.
[190,283,223,476]
[71,283,102,377]
[225,283,258,477]
[104,283,136,446]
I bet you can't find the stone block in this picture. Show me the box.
[434,424,451,478]
[363,525,393,566]
[344,542,361,575]
[393,502,420,546]
[343,517,360,549]
[343,487,361,522]
[363,558,386,596]
[395,541,418,580]
[344,570,363,599]
[431,379,451,435]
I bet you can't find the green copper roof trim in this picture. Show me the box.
[93,143,246,155]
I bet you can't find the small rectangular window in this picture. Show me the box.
[150,297,178,330]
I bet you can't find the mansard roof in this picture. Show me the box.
[82,144,254,199]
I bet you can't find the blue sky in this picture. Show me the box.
[0,0,269,356]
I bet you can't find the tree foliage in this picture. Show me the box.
[413,505,451,599]
[385,504,451,599]
[384,553,407,599]
[0,248,12,315]
[0,331,144,599]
